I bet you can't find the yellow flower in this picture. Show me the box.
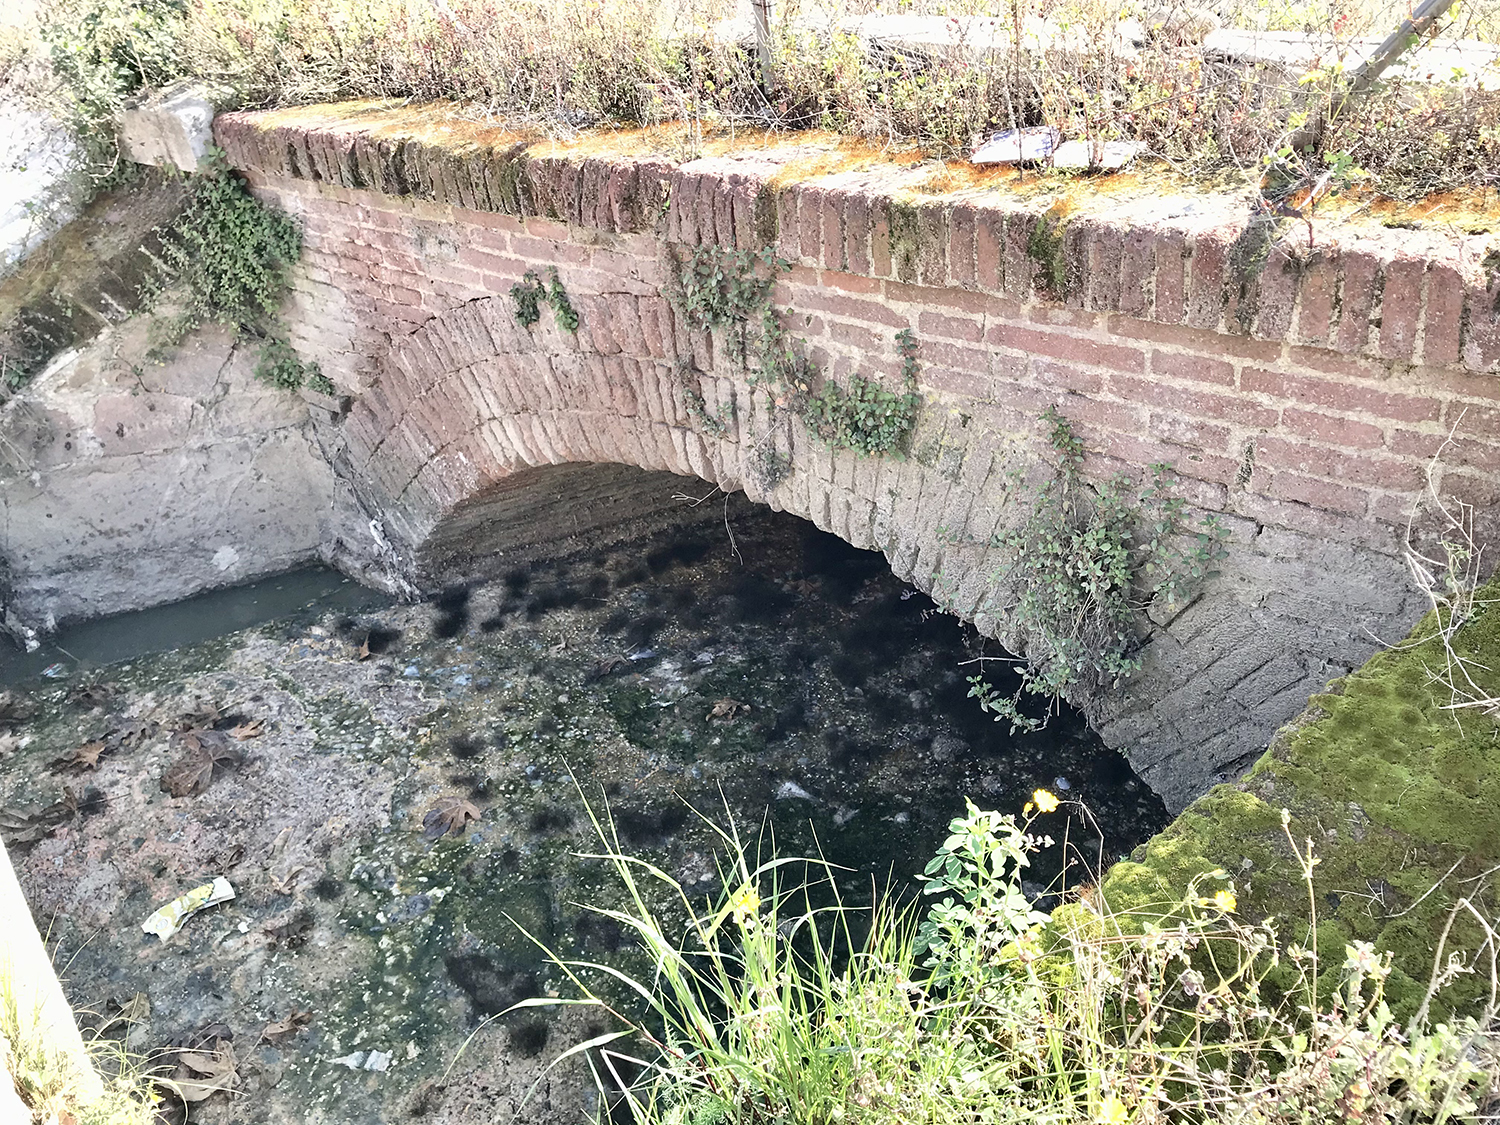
[1031,788,1060,814]
[730,885,760,926]
[1097,1094,1129,1124]
[1213,888,1237,914]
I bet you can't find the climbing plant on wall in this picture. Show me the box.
[666,243,923,460]
[969,407,1228,733]
[148,149,327,392]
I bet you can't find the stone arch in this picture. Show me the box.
[340,293,1020,624]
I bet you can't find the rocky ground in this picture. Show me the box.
[0,504,1168,1124]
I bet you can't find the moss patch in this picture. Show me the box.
[1089,578,1500,1019]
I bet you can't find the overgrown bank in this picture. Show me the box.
[1086,573,1500,1015]
[8,0,1500,204]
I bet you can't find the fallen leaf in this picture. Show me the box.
[356,634,372,661]
[228,720,264,741]
[0,732,21,758]
[68,681,115,708]
[160,730,241,798]
[586,656,627,681]
[169,1043,238,1102]
[0,788,82,845]
[264,910,313,950]
[48,739,109,774]
[258,1010,312,1045]
[177,699,222,731]
[708,698,749,721]
[0,691,37,731]
[267,864,307,896]
[422,794,482,840]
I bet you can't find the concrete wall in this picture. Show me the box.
[0,314,369,631]
[206,102,1500,811]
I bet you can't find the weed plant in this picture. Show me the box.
[8,0,1500,200]
[970,407,1227,733]
[1,969,158,1125]
[518,792,1499,1125]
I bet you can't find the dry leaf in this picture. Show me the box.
[264,910,313,950]
[707,699,749,721]
[228,720,264,741]
[160,730,241,798]
[177,700,222,731]
[48,739,109,774]
[422,795,482,840]
[356,634,372,661]
[170,1043,238,1102]
[258,1010,312,1045]
[0,788,82,845]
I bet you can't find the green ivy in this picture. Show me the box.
[511,267,578,332]
[804,328,920,456]
[670,244,785,330]
[145,150,319,392]
[666,244,923,457]
[969,407,1227,732]
[153,151,301,337]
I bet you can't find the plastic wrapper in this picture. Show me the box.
[141,876,236,941]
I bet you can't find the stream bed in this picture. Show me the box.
[0,501,1168,1124]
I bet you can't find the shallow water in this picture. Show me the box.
[0,503,1168,1124]
[0,567,391,686]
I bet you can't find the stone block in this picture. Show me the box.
[121,81,227,172]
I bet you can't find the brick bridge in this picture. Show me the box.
[213,103,1500,811]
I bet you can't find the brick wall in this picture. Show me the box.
[212,103,1500,810]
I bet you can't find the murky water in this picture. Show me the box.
[0,567,391,686]
[0,503,1167,1124]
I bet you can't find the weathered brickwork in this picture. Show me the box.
[214,103,1500,811]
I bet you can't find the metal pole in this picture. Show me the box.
[751,0,775,93]
[1287,0,1456,155]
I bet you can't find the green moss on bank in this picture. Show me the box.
[1085,578,1500,1018]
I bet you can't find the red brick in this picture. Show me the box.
[1081,427,1239,484]
[1378,255,1425,361]
[1263,470,1369,516]
[949,203,977,288]
[820,270,882,296]
[1029,305,1103,331]
[1390,430,1500,472]
[821,191,843,270]
[1285,345,1391,382]
[1084,223,1124,312]
[1333,246,1382,355]
[1185,224,1233,329]
[1254,435,1423,490]
[921,339,991,374]
[1110,373,1279,428]
[608,296,647,356]
[1031,359,1103,395]
[987,324,1145,372]
[1150,350,1234,386]
[798,185,825,266]
[1064,395,1147,433]
[1292,249,1338,347]
[1118,227,1154,319]
[784,287,908,329]
[774,184,799,260]
[1147,411,1231,452]
[1252,244,1300,341]
[828,320,884,352]
[917,310,984,343]
[1107,314,1282,363]
[869,197,893,279]
[1000,212,1037,299]
[925,365,994,400]
[1282,407,1384,449]
[844,191,871,276]
[974,209,1003,291]
[1422,263,1464,367]
[1241,367,1440,423]
[886,282,990,316]
[1152,227,1188,325]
